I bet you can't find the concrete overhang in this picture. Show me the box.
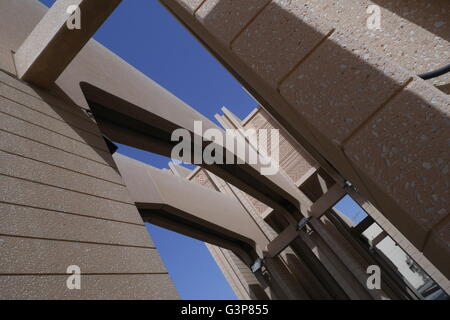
[1,0,309,233]
[14,0,122,88]
[0,0,310,220]
[81,82,311,220]
[113,153,269,265]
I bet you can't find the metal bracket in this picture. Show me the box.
[251,258,265,273]
[344,180,356,191]
[297,217,311,231]
[84,109,94,118]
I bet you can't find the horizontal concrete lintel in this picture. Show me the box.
[14,0,121,88]
[307,184,346,218]
[113,154,269,261]
[264,224,300,259]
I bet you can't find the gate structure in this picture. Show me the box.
[0,0,448,299]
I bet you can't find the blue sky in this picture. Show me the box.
[39,0,367,300]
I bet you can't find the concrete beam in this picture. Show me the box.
[265,184,346,258]
[81,83,309,219]
[14,0,121,88]
[307,184,346,218]
[265,224,300,259]
[113,154,268,265]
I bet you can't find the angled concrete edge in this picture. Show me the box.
[113,153,269,265]
[14,0,122,88]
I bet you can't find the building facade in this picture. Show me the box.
[0,0,448,299]
[176,106,449,300]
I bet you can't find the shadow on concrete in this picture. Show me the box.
[371,0,450,41]
[36,83,119,171]
[192,0,449,279]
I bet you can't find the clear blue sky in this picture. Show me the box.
[39,0,367,300]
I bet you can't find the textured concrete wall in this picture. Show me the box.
[161,0,450,278]
[2,0,447,299]
[0,1,178,299]
[0,71,178,299]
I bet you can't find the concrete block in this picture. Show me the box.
[423,217,450,279]
[288,0,450,88]
[0,236,163,274]
[0,203,151,247]
[0,175,142,224]
[0,1,45,75]
[345,80,449,232]
[0,274,178,299]
[0,151,132,204]
[0,95,106,150]
[196,0,271,47]
[0,111,113,166]
[14,0,122,88]
[0,130,124,185]
[0,82,99,135]
[0,70,43,99]
[232,0,332,87]
[280,30,411,144]
[171,0,205,14]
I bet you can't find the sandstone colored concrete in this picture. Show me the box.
[196,0,271,47]
[1,0,447,299]
[371,0,450,88]
[0,130,124,185]
[280,30,411,144]
[349,189,450,293]
[200,108,356,299]
[0,203,152,247]
[345,80,449,241]
[232,0,332,87]
[189,168,277,299]
[0,236,163,274]
[0,111,112,165]
[0,70,47,99]
[0,175,141,224]
[0,1,44,75]
[242,108,318,183]
[0,151,133,204]
[0,82,100,136]
[5,0,318,222]
[0,66,176,298]
[423,217,450,286]
[0,1,180,300]
[0,97,106,150]
[292,0,450,88]
[115,154,269,262]
[206,243,253,300]
[14,0,122,88]
[319,214,388,300]
[161,2,449,273]
[170,0,205,14]
[0,274,178,300]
